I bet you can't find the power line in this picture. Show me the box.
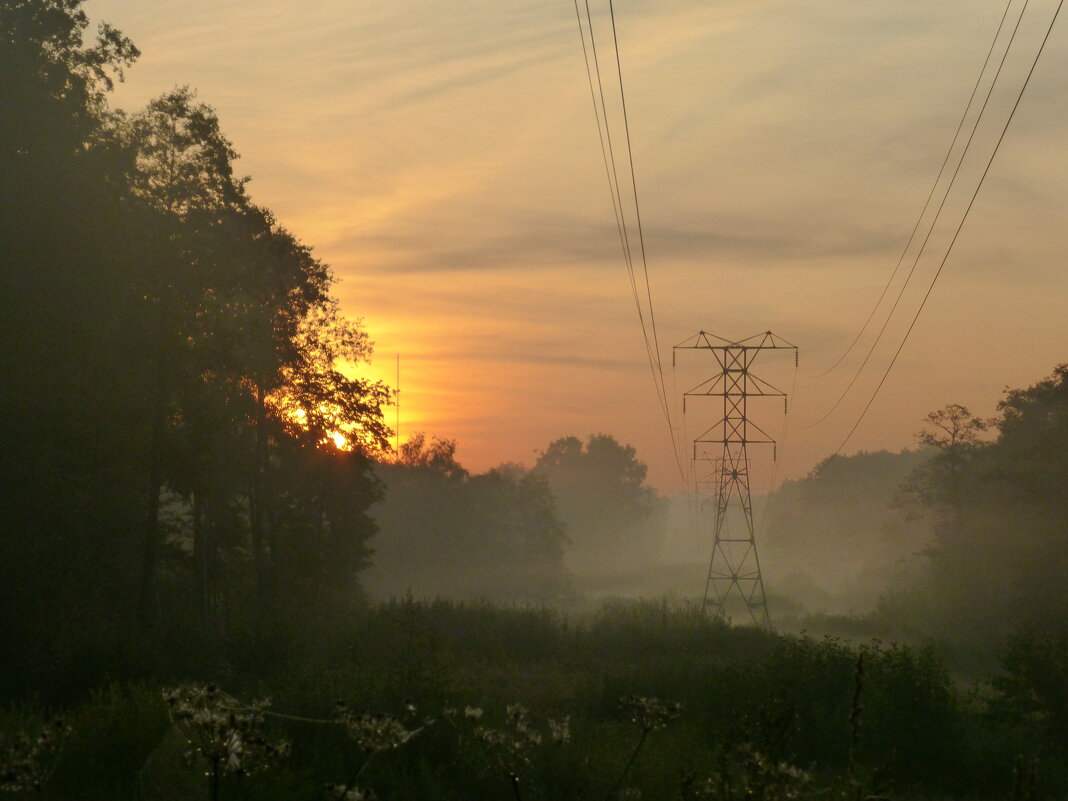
[607,0,689,481]
[810,0,1018,380]
[672,348,697,491]
[582,0,668,408]
[573,0,687,482]
[823,0,1063,466]
[574,0,659,405]
[573,0,640,327]
[607,0,666,398]
[574,0,667,404]
[804,0,1033,429]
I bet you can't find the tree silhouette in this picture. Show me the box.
[533,434,664,574]
[370,437,569,600]
[0,0,391,694]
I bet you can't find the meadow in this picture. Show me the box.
[3,598,1063,800]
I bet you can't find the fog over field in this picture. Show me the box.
[5,1,1068,798]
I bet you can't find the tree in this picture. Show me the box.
[901,403,988,511]
[990,629,1068,750]
[465,469,569,599]
[265,443,383,638]
[397,433,467,478]
[124,87,245,215]
[119,86,253,623]
[0,0,150,698]
[367,436,569,600]
[762,449,933,615]
[0,0,138,165]
[993,364,1068,513]
[882,368,1068,647]
[119,88,392,632]
[0,1,392,694]
[533,434,665,575]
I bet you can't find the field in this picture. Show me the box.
[3,598,1064,800]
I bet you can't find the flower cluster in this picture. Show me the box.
[547,714,571,744]
[469,703,570,783]
[619,696,683,732]
[163,684,289,775]
[474,704,541,779]
[682,746,811,801]
[0,718,71,794]
[334,702,420,753]
[443,704,484,719]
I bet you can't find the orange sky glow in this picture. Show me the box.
[86,0,1068,493]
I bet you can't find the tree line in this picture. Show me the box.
[765,367,1068,659]
[0,0,393,699]
[368,432,667,600]
[886,370,1068,650]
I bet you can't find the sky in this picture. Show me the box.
[85,0,1068,494]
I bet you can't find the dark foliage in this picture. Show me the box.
[4,601,1066,800]
[369,435,570,601]
[0,0,388,701]
[882,369,1068,653]
[533,434,668,575]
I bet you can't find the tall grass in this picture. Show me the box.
[3,598,1065,799]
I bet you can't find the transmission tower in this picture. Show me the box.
[674,331,796,625]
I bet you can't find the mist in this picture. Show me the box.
[6,1,1068,797]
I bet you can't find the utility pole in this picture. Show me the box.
[674,330,796,625]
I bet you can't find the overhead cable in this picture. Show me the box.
[572,0,633,291]
[607,0,690,481]
[804,0,1032,429]
[573,0,688,482]
[810,0,1019,380]
[823,0,1063,466]
[574,0,662,413]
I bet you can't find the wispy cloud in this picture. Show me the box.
[87,0,1068,487]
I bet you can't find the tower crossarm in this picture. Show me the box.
[672,330,798,352]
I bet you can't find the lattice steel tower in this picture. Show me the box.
[674,331,796,625]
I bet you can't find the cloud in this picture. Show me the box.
[86,0,1068,488]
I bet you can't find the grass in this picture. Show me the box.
[2,597,1065,799]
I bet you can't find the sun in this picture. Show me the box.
[269,395,362,452]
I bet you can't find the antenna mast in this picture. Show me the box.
[395,353,400,459]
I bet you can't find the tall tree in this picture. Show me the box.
[884,366,1068,647]
[121,88,392,631]
[0,1,392,694]
[0,0,137,164]
[0,0,147,698]
[121,87,251,623]
[901,404,988,512]
[533,434,665,575]
[368,436,569,600]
